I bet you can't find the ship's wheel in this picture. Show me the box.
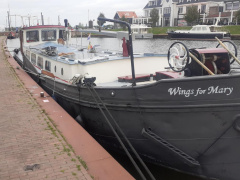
[216,40,237,64]
[168,42,190,72]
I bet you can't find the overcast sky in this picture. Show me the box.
[0,0,147,29]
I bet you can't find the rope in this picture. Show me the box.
[87,85,156,180]
[86,85,147,180]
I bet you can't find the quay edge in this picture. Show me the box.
[153,34,240,40]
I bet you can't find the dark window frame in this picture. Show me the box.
[45,60,51,72]
[37,56,43,69]
[26,30,39,42]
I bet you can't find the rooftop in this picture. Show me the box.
[116,11,137,18]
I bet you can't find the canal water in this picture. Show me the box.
[7,37,240,180]
[70,37,240,57]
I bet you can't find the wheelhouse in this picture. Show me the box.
[22,25,67,45]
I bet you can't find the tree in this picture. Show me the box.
[120,15,128,30]
[150,8,159,27]
[184,6,199,25]
[97,13,106,32]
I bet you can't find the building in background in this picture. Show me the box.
[143,0,178,27]
[142,0,240,27]
[113,11,137,28]
[176,0,240,26]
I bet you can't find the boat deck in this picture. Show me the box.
[25,42,166,65]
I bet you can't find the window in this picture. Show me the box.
[45,60,51,72]
[226,1,240,10]
[145,11,149,17]
[191,27,197,31]
[41,30,57,41]
[31,53,36,65]
[59,30,66,40]
[37,57,43,69]
[61,68,64,75]
[26,50,30,59]
[201,5,206,13]
[159,8,162,14]
[219,6,223,13]
[54,65,57,72]
[202,27,207,31]
[149,1,155,6]
[178,7,183,14]
[164,7,171,14]
[26,31,39,42]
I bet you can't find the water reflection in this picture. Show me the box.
[71,37,240,59]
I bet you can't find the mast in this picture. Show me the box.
[64,19,69,47]
[58,15,60,25]
[41,12,44,25]
[7,11,11,31]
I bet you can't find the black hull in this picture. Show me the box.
[168,32,230,40]
[13,54,23,67]
[21,54,240,180]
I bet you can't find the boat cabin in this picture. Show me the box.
[190,25,210,33]
[131,24,151,34]
[22,25,67,45]
[189,25,227,33]
[20,26,167,85]
[131,24,153,39]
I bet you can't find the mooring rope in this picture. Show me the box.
[85,85,148,180]
[86,85,156,180]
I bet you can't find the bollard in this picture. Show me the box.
[40,92,44,97]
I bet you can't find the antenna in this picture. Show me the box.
[7,11,11,31]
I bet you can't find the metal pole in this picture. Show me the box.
[28,15,30,27]
[230,2,234,24]
[98,17,136,86]
[41,12,44,25]
[81,32,82,49]
[88,9,89,28]
[7,11,11,31]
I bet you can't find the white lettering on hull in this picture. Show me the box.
[168,86,233,97]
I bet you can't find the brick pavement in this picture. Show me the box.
[0,37,92,180]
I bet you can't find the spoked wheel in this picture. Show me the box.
[168,42,190,72]
[216,40,238,64]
